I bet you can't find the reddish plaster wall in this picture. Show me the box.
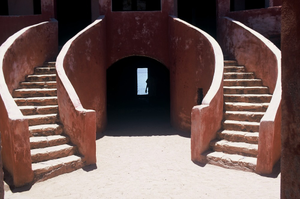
[56,18,105,165]
[281,0,300,198]
[217,0,281,48]
[0,0,55,45]
[58,0,219,134]
[169,17,220,132]
[0,20,58,187]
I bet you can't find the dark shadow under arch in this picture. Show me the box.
[106,56,172,136]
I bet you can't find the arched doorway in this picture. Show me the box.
[56,0,92,45]
[106,56,171,136]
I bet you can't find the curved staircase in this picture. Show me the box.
[12,62,83,183]
[205,60,272,172]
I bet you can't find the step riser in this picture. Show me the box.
[224,113,263,123]
[30,125,63,137]
[13,90,57,98]
[206,153,256,172]
[223,123,259,132]
[26,75,56,82]
[224,80,262,86]
[15,98,57,106]
[224,95,271,103]
[33,158,83,183]
[34,68,56,75]
[224,61,238,66]
[223,88,269,94]
[30,137,69,149]
[19,82,56,89]
[218,132,259,144]
[31,146,77,163]
[224,73,255,79]
[225,104,268,112]
[27,115,58,126]
[224,67,245,73]
[20,106,58,115]
[210,142,258,157]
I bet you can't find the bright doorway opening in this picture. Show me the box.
[137,68,148,95]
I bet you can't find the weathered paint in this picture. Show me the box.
[0,20,58,187]
[0,0,55,44]
[217,0,281,47]
[281,0,300,198]
[219,17,281,174]
[56,18,105,165]
[58,0,219,134]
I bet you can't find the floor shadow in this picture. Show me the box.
[82,164,98,172]
[105,97,177,137]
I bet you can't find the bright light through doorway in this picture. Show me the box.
[137,68,148,95]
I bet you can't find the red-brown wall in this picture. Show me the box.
[0,0,55,45]
[281,0,300,198]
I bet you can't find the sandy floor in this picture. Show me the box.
[5,122,280,199]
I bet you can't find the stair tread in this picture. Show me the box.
[24,113,57,119]
[14,88,57,91]
[31,144,74,155]
[32,155,82,172]
[30,135,68,143]
[225,102,269,106]
[14,96,57,100]
[224,72,254,74]
[225,111,265,115]
[224,79,262,81]
[211,140,258,157]
[27,74,56,77]
[19,105,58,109]
[29,123,62,131]
[224,120,260,126]
[223,86,268,89]
[205,151,257,172]
[224,94,272,97]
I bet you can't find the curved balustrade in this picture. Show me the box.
[220,17,281,174]
[167,18,225,163]
[55,17,108,165]
[0,20,57,186]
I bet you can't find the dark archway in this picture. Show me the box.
[177,0,217,38]
[56,0,92,45]
[106,56,171,136]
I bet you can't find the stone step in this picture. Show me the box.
[224,79,263,86]
[224,111,265,122]
[224,60,238,66]
[31,144,77,163]
[12,88,57,98]
[44,61,56,66]
[224,66,245,73]
[210,139,258,157]
[34,67,56,74]
[29,124,64,137]
[14,96,57,106]
[224,94,272,103]
[30,135,69,149]
[24,114,58,126]
[217,130,259,144]
[32,155,83,183]
[19,81,56,89]
[223,86,269,94]
[19,105,58,115]
[224,72,255,79]
[205,151,257,172]
[223,120,260,132]
[225,102,269,112]
[26,74,56,82]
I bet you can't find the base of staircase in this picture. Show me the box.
[32,155,84,183]
[203,151,257,172]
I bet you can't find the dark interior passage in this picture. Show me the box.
[106,56,171,136]
[177,0,217,38]
[56,0,91,45]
